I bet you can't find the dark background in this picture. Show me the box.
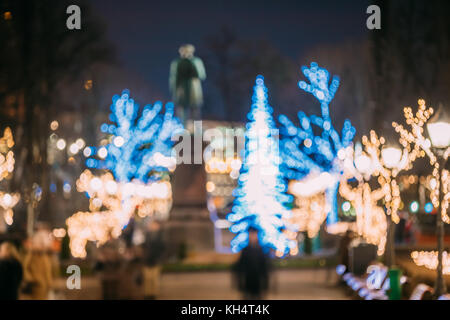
[0,0,449,226]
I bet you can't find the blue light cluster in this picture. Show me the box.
[279,62,356,224]
[86,89,183,183]
[227,76,295,255]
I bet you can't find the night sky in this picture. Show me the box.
[92,0,370,100]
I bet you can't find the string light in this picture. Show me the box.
[339,144,388,255]
[288,188,329,240]
[326,221,357,235]
[411,251,450,275]
[392,99,449,223]
[392,99,436,166]
[67,169,172,258]
[50,120,59,131]
[0,127,15,181]
[0,127,20,225]
[205,157,242,175]
[52,228,66,238]
[361,130,410,224]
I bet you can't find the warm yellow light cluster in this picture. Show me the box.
[411,251,450,275]
[67,210,126,258]
[66,169,173,258]
[339,145,389,255]
[288,190,329,239]
[0,127,15,181]
[326,221,357,235]
[392,99,449,223]
[340,176,387,255]
[361,130,410,224]
[399,175,419,189]
[205,157,242,177]
[392,99,436,165]
[205,155,242,229]
[0,127,20,226]
[0,192,20,226]
[52,228,66,238]
[286,170,340,245]
[434,166,450,223]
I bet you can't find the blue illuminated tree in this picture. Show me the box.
[66,90,183,258]
[279,62,356,225]
[227,76,295,255]
[85,89,183,183]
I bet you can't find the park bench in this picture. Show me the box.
[337,263,407,300]
[337,263,379,297]
[409,283,434,300]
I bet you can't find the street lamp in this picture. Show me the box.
[381,144,403,268]
[426,105,450,298]
[354,153,372,177]
[381,147,402,169]
[427,108,450,149]
[391,99,449,299]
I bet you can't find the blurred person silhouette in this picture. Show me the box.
[0,242,23,300]
[405,213,416,244]
[395,211,407,244]
[232,227,271,300]
[338,230,354,272]
[23,224,54,300]
[119,245,144,299]
[142,220,165,299]
[94,237,123,300]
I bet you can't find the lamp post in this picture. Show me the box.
[381,145,403,268]
[426,106,450,298]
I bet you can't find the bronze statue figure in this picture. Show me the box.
[169,44,206,124]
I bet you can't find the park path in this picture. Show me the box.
[57,268,348,300]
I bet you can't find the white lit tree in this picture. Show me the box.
[227,76,295,256]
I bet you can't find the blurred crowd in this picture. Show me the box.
[0,222,59,300]
[2,215,418,300]
[0,220,276,300]
[0,219,167,300]
[93,220,166,300]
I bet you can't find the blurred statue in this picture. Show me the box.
[169,44,206,124]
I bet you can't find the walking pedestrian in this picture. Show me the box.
[338,230,354,271]
[232,227,271,300]
[23,241,53,299]
[94,240,123,300]
[0,242,23,300]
